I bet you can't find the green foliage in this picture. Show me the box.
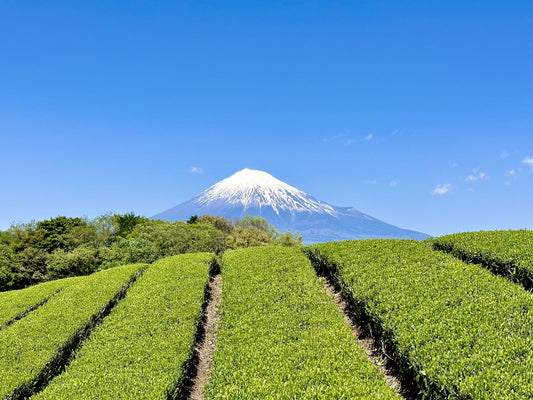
[0,263,144,398]
[99,220,226,268]
[0,230,10,246]
[198,214,234,234]
[17,247,49,283]
[272,230,302,247]
[0,244,22,291]
[99,236,159,268]
[34,253,212,399]
[5,221,38,252]
[227,216,302,249]
[429,230,533,288]
[46,245,100,279]
[226,226,271,249]
[0,276,80,328]
[205,247,399,399]
[34,216,89,252]
[0,217,103,290]
[186,214,199,224]
[235,215,277,237]
[306,240,533,399]
[113,212,146,238]
[0,214,301,291]
[129,219,225,255]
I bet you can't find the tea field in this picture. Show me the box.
[0,230,531,399]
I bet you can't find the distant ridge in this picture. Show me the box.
[152,168,429,244]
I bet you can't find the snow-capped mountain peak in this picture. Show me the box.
[194,168,336,216]
[152,168,429,243]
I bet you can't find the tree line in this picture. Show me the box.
[0,213,301,292]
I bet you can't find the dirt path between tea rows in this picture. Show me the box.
[181,267,414,399]
[183,273,222,400]
[322,278,414,399]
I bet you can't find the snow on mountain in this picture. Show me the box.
[152,168,429,244]
[194,168,336,216]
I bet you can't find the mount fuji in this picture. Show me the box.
[152,168,429,244]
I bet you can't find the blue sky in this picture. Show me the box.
[0,1,531,237]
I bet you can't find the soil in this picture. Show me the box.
[187,273,222,400]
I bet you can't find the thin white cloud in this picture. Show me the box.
[389,180,397,187]
[322,134,351,145]
[344,138,357,146]
[323,132,374,146]
[465,172,487,182]
[451,163,458,168]
[189,167,203,174]
[432,184,453,195]
[500,151,510,159]
[322,134,339,144]
[365,179,377,185]
[505,168,522,185]
[523,157,533,171]
[322,134,342,144]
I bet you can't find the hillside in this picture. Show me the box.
[0,230,532,399]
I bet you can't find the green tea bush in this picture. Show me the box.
[429,230,533,289]
[0,263,144,399]
[0,277,80,328]
[306,240,533,399]
[34,253,212,399]
[205,247,400,399]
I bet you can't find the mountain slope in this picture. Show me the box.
[152,169,429,243]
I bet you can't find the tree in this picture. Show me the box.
[272,231,302,247]
[47,246,100,278]
[113,213,146,238]
[90,213,117,248]
[235,216,278,238]
[6,222,38,252]
[0,212,302,291]
[227,227,271,249]
[17,247,49,284]
[34,216,88,252]
[187,215,199,224]
[198,215,234,234]
[0,244,21,291]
